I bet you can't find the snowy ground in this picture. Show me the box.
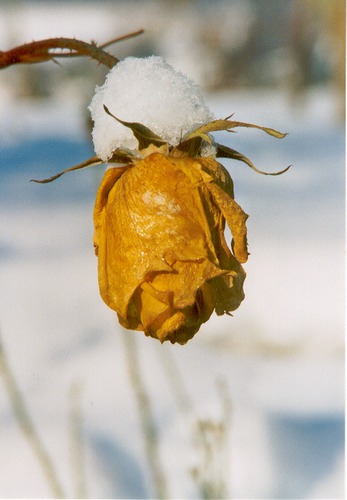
[0,82,344,499]
[0,3,345,496]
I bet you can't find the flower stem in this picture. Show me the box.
[0,30,144,70]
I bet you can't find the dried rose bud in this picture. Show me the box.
[94,149,248,344]
[86,57,288,344]
[25,54,288,344]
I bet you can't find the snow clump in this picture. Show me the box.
[89,56,214,161]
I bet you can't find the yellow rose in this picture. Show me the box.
[21,51,288,345]
[94,152,248,344]
[32,108,287,344]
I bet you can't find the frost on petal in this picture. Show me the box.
[88,56,214,161]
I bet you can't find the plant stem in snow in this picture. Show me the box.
[122,331,168,499]
[69,382,87,499]
[0,335,66,499]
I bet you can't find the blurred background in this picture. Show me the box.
[0,0,345,109]
[0,1,345,499]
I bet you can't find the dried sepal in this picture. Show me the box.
[176,118,290,175]
[172,136,203,157]
[30,155,103,184]
[216,144,291,176]
[98,112,290,178]
[103,105,167,149]
[108,148,138,164]
[185,118,288,141]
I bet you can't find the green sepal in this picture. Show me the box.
[216,143,291,176]
[103,105,167,149]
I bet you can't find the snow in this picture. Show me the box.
[89,56,214,160]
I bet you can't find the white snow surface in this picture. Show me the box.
[89,56,214,160]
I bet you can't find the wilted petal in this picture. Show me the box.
[94,152,247,344]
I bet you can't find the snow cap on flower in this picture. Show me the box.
[89,56,215,161]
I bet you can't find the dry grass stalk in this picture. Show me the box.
[69,382,87,498]
[0,335,66,498]
[123,331,169,499]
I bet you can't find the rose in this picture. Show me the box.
[31,110,286,346]
[11,48,288,345]
[94,151,248,344]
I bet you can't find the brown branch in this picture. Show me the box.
[99,29,144,49]
[0,30,145,70]
[49,30,145,60]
